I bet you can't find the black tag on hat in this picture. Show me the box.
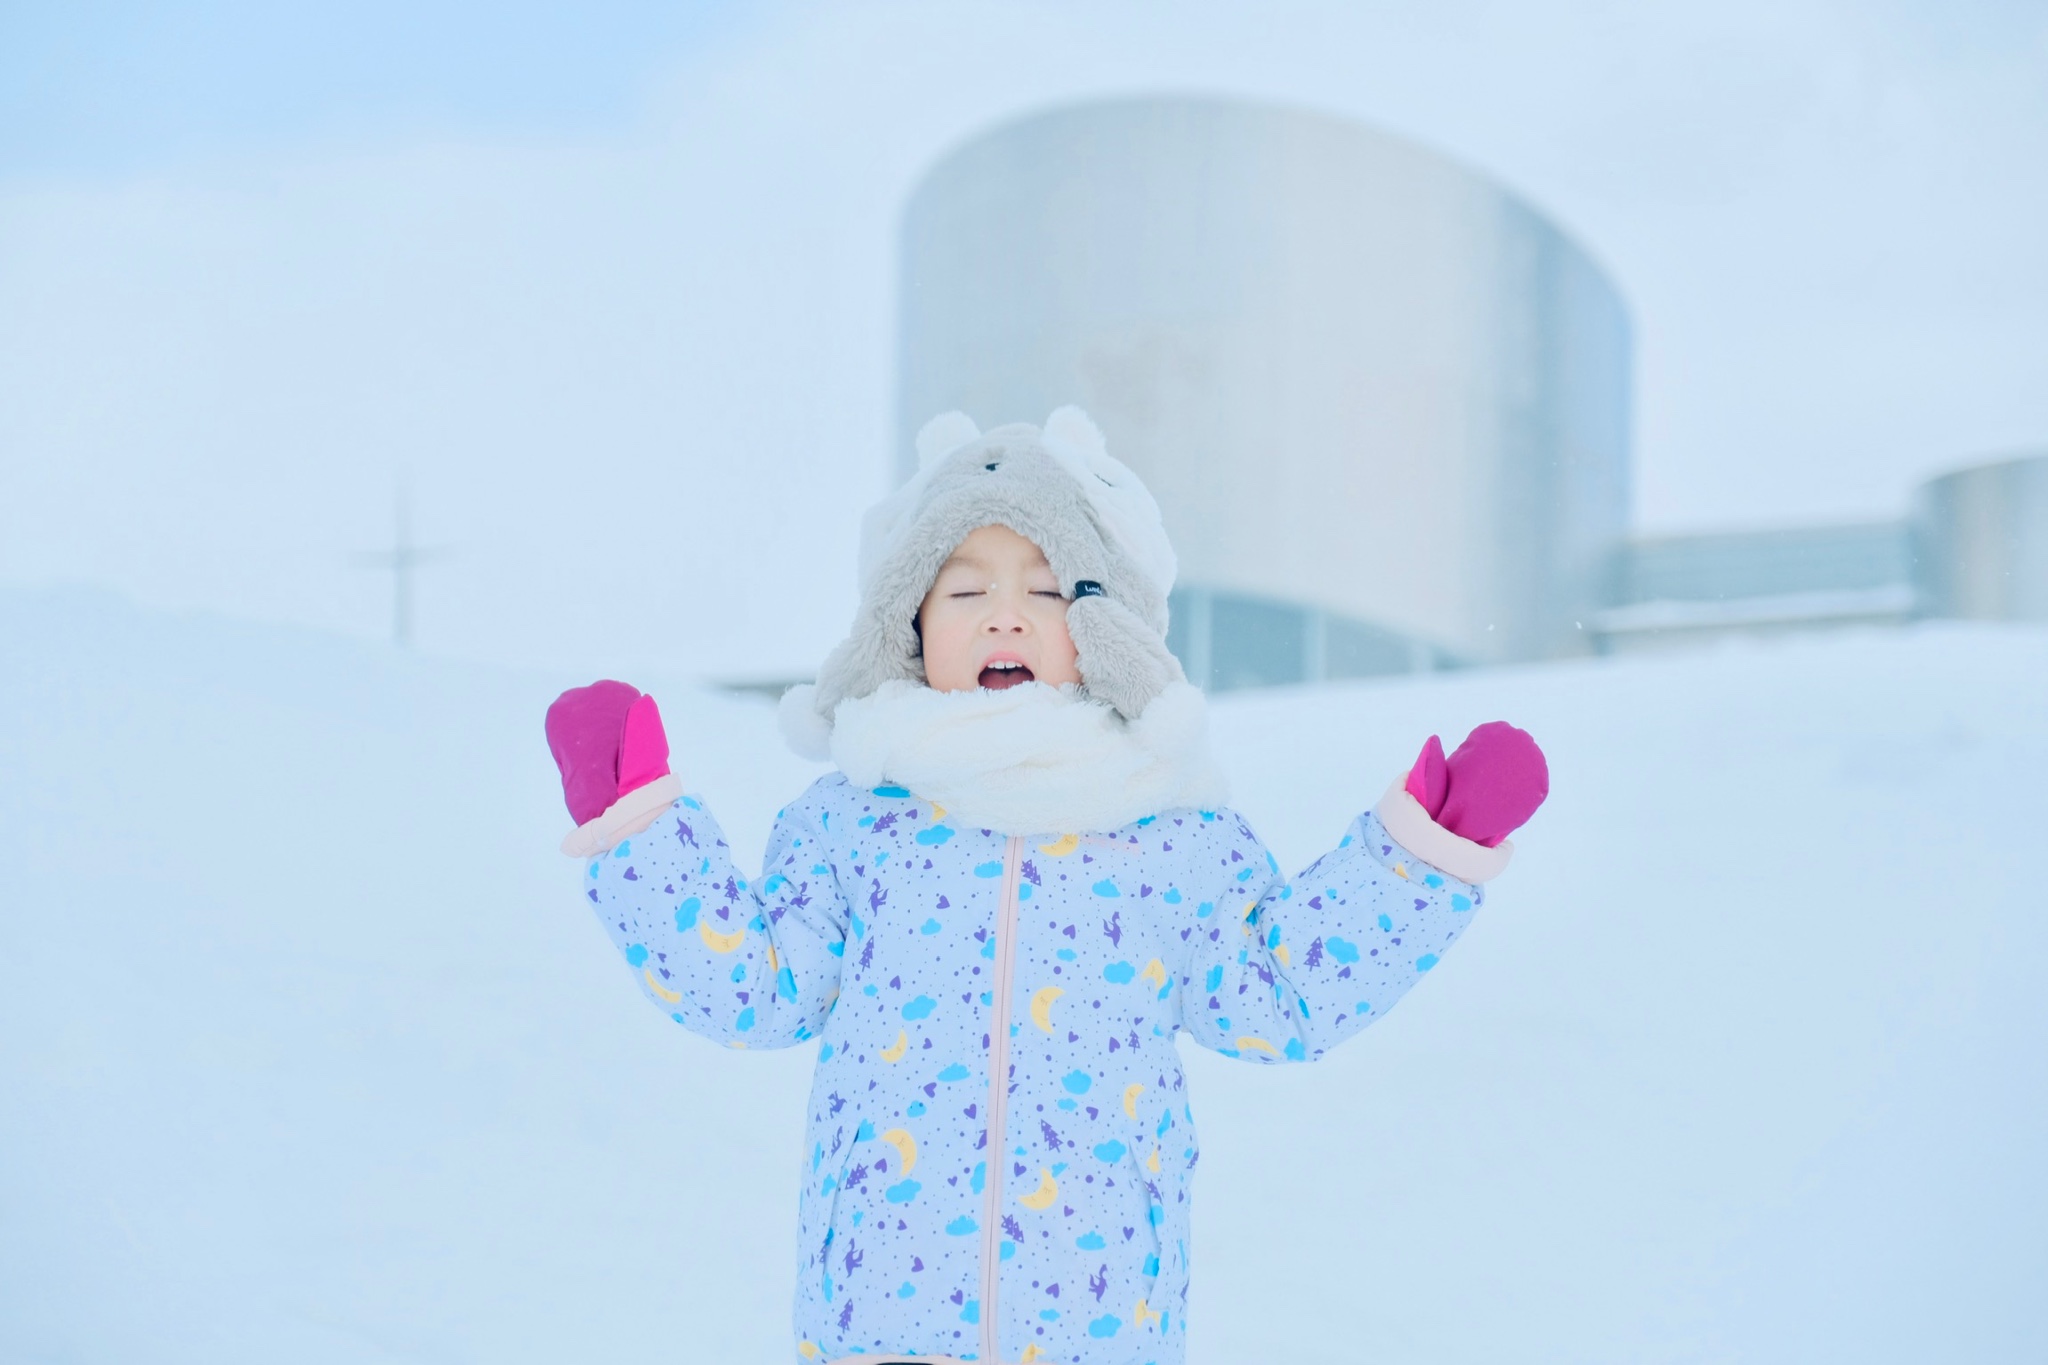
[1072,580,1104,598]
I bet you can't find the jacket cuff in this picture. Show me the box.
[559,774,683,858]
[1372,775,1514,884]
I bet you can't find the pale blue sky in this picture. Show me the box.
[2,0,2044,676]
[0,1,753,178]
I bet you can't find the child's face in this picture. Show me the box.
[917,523,1082,693]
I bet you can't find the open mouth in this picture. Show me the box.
[979,660,1035,690]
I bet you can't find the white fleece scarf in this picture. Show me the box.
[777,678,1230,836]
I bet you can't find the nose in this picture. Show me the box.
[983,585,1030,633]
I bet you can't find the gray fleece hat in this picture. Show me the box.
[781,406,1186,753]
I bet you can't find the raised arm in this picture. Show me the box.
[1178,722,1546,1063]
[548,680,848,1048]
[584,788,849,1048]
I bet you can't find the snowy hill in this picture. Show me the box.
[3,588,2043,1364]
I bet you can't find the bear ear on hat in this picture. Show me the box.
[1041,404,1179,600]
[1043,406,1108,468]
[915,411,981,469]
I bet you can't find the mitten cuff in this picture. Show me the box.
[1373,775,1514,883]
[559,774,682,858]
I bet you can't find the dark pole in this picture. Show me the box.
[353,479,445,650]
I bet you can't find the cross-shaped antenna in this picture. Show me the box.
[352,481,448,649]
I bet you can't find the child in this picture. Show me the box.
[545,408,1547,1365]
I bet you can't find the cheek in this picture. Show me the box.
[1037,603,1081,673]
[916,602,978,688]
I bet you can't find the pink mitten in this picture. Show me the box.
[1405,721,1548,848]
[545,680,679,855]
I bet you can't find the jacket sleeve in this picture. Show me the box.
[583,782,849,1049]
[1175,805,1485,1063]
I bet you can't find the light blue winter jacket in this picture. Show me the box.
[584,774,1481,1365]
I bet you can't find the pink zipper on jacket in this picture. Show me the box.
[978,835,1025,1365]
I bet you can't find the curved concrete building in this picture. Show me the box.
[1914,451,2048,622]
[898,97,1632,685]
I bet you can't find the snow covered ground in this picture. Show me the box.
[3,586,2043,1363]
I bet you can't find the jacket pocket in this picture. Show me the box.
[1127,1112,1194,1336]
[801,1119,866,1295]
[1069,1130,1163,1314]
[1123,1136,1165,1303]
